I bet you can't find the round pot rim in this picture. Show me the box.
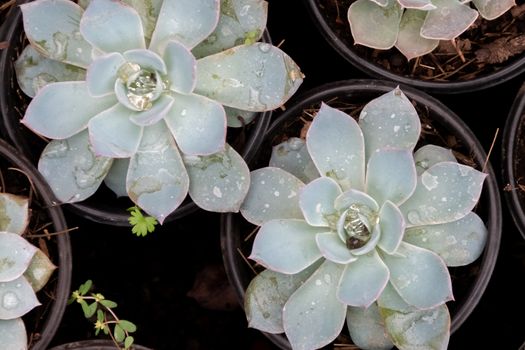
[0,3,271,226]
[303,0,525,94]
[502,81,525,240]
[0,137,72,350]
[221,79,502,349]
[48,339,152,350]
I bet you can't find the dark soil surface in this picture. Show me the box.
[1,0,524,349]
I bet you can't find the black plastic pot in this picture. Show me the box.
[502,81,525,240]
[0,1,271,226]
[303,0,525,94]
[221,79,502,349]
[48,340,152,350]
[0,137,72,350]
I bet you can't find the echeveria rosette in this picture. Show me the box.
[15,0,303,223]
[347,0,515,60]
[0,193,57,349]
[240,88,488,350]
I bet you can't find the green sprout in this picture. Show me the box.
[127,206,157,237]
[69,280,137,350]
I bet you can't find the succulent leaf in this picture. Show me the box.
[86,53,126,97]
[359,87,420,161]
[149,0,220,52]
[0,194,29,235]
[420,0,478,40]
[404,212,487,266]
[377,282,416,313]
[104,159,131,198]
[347,0,402,49]
[123,49,167,74]
[38,131,114,203]
[283,260,346,350]
[195,43,303,111]
[269,138,319,184]
[126,123,189,223]
[185,144,250,212]
[397,0,436,9]
[337,250,389,307]
[381,242,453,309]
[380,304,450,350]
[399,162,487,226]
[244,261,321,334]
[250,219,323,274]
[0,276,40,320]
[0,318,27,349]
[240,167,304,226]
[24,249,56,293]
[346,303,394,350]
[300,177,342,227]
[122,0,163,45]
[224,106,257,127]
[307,103,365,191]
[366,149,417,206]
[0,233,37,283]
[128,95,175,126]
[472,0,515,20]
[80,0,146,53]
[22,82,116,140]
[334,189,379,213]
[164,94,226,155]
[315,232,358,264]
[414,145,457,176]
[396,10,439,61]
[20,0,92,68]
[192,0,268,58]
[163,41,197,94]
[88,104,144,158]
[377,201,405,254]
[15,45,86,98]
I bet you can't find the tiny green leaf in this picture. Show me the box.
[103,325,110,335]
[119,320,137,333]
[100,299,118,309]
[127,206,158,236]
[114,324,125,342]
[86,302,98,318]
[79,299,91,318]
[97,309,105,322]
[79,280,93,295]
[124,336,134,349]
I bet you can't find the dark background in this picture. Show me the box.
[5,0,522,349]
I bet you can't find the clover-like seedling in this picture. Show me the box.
[127,205,157,237]
[15,0,303,223]
[0,193,57,349]
[347,0,516,60]
[69,280,137,350]
[240,88,488,350]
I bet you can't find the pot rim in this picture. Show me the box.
[303,0,525,95]
[502,81,525,240]
[0,137,72,350]
[221,79,502,349]
[0,2,271,226]
[47,339,152,350]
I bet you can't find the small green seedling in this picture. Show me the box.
[127,206,157,237]
[69,280,137,350]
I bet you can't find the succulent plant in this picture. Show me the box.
[0,193,57,349]
[240,88,488,350]
[15,0,303,222]
[347,0,516,60]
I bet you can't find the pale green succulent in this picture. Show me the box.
[0,193,57,349]
[348,0,515,60]
[240,88,488,350]
[15,0,303,222]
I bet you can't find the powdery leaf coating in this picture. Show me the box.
[413,145,457,176]
[395,10,439,61]
[0,276,41,320]
[0,233,37,283]
[0,319,27,349]
[346,304,394,350]
[300,177,342,227]
[0,194,29,235]
[270,137,319,184]
[24,249,56,293]
[420,0,478,40]
[472,0,515,20]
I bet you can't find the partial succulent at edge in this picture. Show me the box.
[0,193,57,349]
[240,88,487,350]
[15,0,303,222]
[348,0,516,60]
